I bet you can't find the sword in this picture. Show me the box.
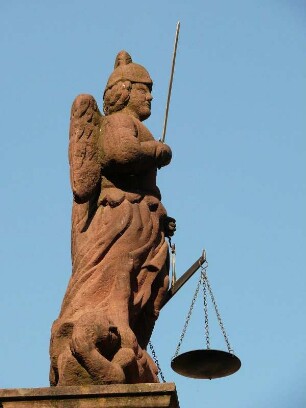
[160,21,180,143]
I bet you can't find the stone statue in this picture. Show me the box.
[49,51,176,386]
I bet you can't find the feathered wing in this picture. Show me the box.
[69,94,102,204]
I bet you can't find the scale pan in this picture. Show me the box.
[171,349,241,379]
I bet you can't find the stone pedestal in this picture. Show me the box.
[0,383,180,407]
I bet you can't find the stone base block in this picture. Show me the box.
[0,383,180,408]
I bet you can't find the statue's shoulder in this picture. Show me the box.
[105,112,138,131]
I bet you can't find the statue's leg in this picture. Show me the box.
[127,263,169,383]
[133,263,169,349]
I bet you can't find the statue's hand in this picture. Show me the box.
[156,142,172,168]
[164,216,176,237]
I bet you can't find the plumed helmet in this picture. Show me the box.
[105,50,153,90]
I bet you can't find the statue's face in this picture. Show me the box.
[126,83,153,121]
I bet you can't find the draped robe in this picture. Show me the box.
[50,112,170,385]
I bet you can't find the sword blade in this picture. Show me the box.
[161,21,180,143]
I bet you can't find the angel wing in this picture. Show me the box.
[69,94,103,204]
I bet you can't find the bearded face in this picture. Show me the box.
[103,81,153,121]
[125,83,153,121]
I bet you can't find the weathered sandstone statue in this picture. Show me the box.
[49,51,175,386]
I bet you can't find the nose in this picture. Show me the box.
[146,93,153,101]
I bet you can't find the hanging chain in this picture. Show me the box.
[202,270,210,349]
[148,340,166,383]
[172,272,202,360]
[170,250,235,364]
[201,265,234,354]
[168,238,177,287]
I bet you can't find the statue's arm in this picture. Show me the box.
[101,114,171,174]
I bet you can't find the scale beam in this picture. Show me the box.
[160,250,206,309]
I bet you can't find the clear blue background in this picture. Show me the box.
[0,1,305,407]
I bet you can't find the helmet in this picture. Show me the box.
[105,50,153,90]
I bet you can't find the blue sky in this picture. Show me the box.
[0,1,305,407]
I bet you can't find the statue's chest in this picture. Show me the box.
[135,121,155,142]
